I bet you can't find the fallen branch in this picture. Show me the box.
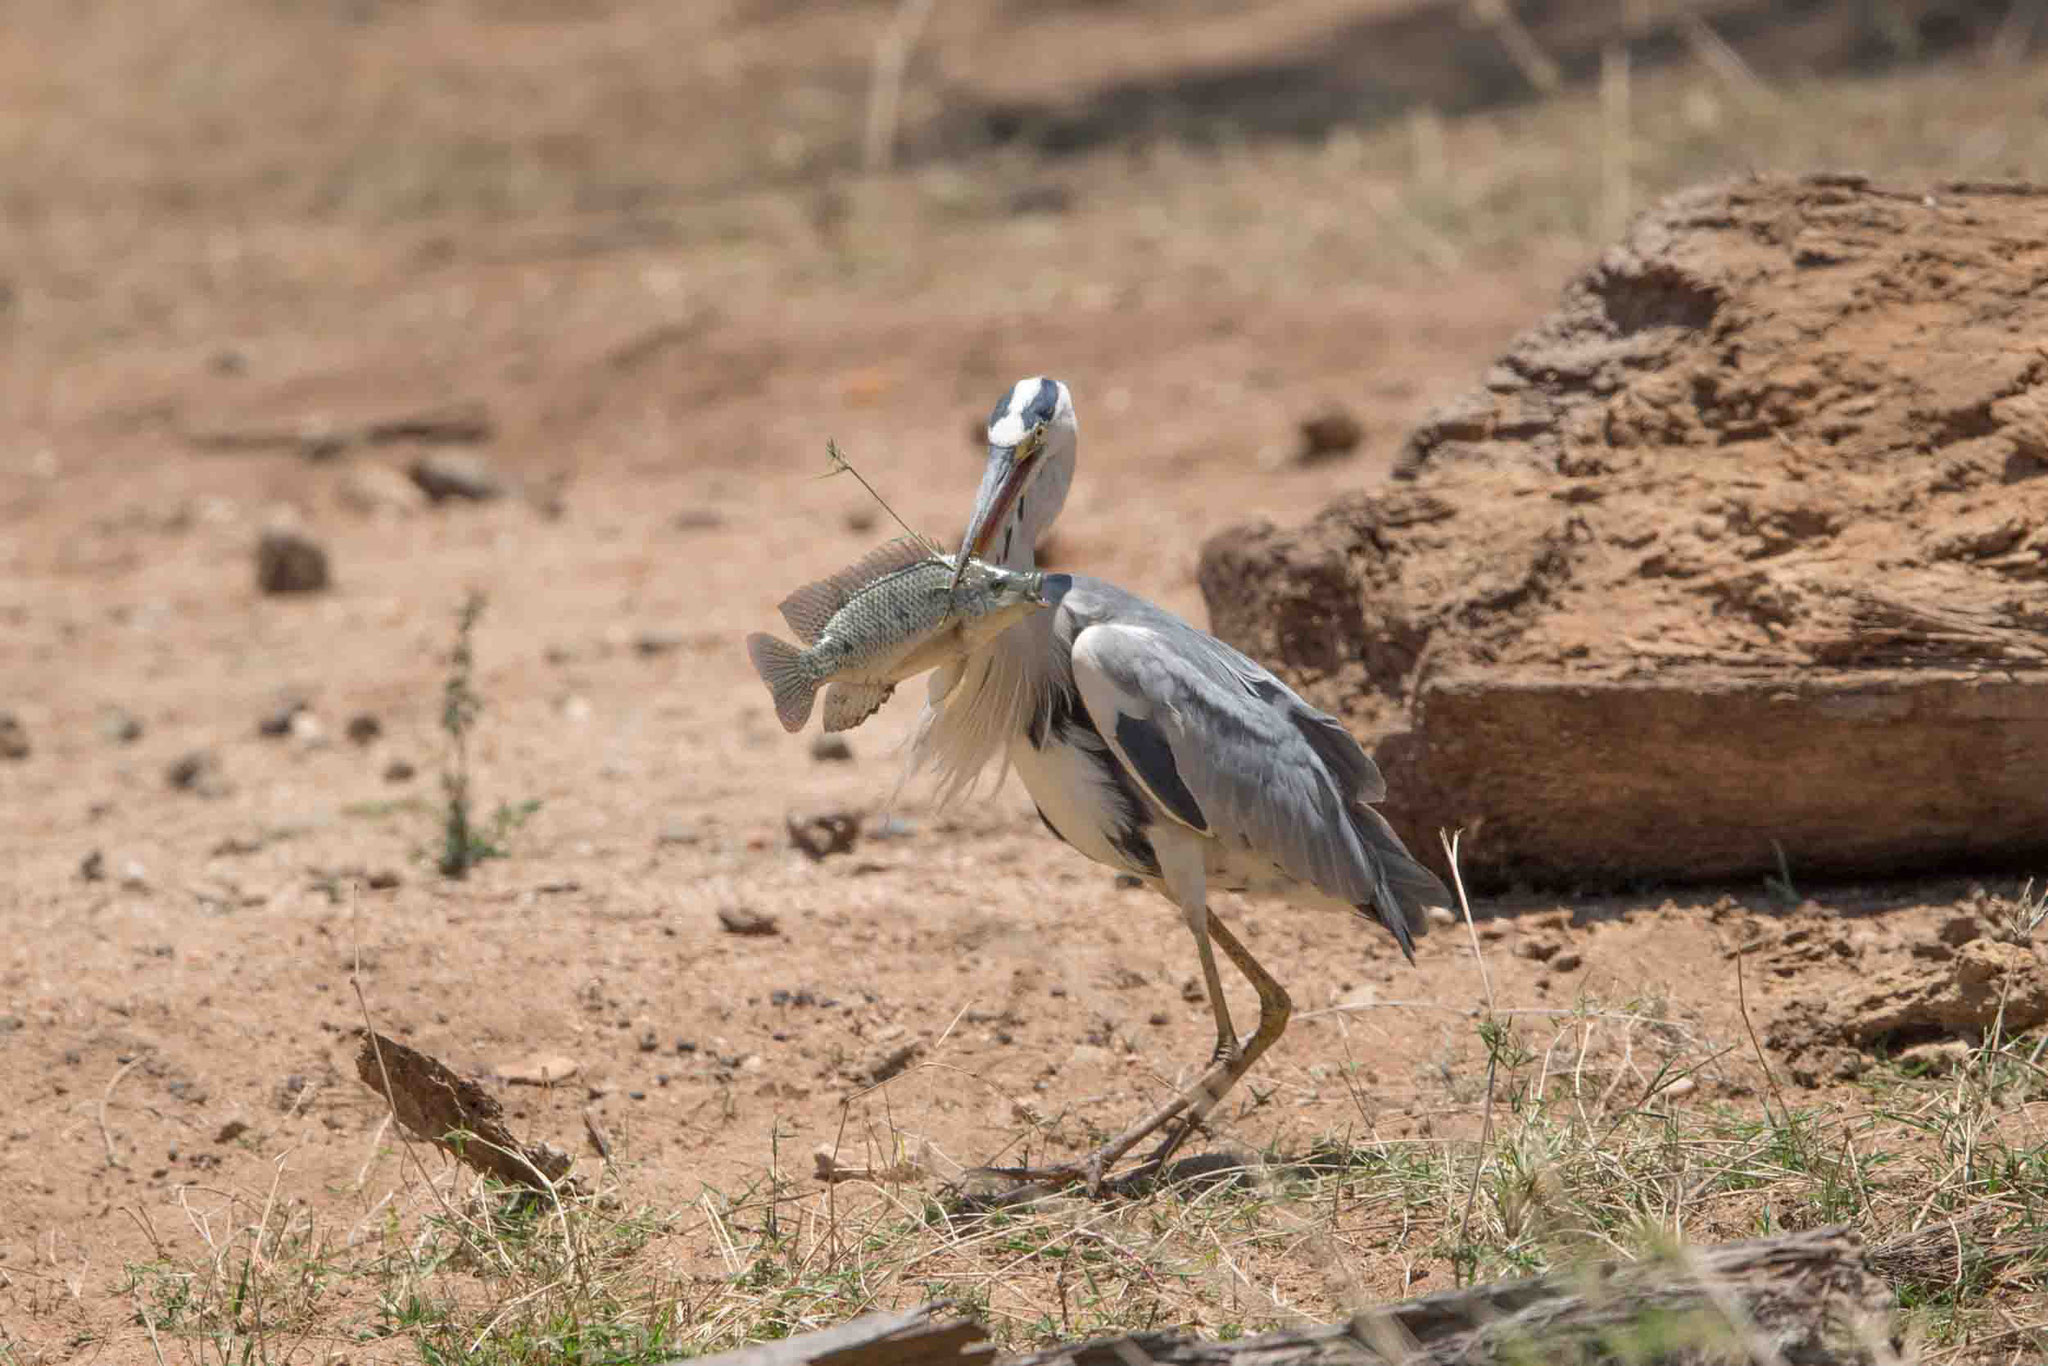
[683,1227,1900,1365]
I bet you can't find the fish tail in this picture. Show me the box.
[746,633,817,732]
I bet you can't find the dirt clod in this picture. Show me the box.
[1767,937,2048,1086]
[345,713,382,745]
[1296,405,1364,462]
[1200,176,2048,890]
[809,734,853,762]
[255,528,331,594]
[0,712,29,761]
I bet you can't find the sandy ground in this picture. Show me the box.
[2,2,2045,1360]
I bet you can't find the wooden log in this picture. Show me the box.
[684,1227,1898,1366]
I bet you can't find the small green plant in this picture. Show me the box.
[436,591,539,878]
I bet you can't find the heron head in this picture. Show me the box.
[960,376,1077,570]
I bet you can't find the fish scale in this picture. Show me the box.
[746,539,1051,734]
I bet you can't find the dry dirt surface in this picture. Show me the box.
[2,3,2047,1362]
[1202,175,2048,890]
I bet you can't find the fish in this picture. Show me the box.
[746,537,1052,734]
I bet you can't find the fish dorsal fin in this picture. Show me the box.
[822,680,895,732]
[778,536,940,644]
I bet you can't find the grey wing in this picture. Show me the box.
[1068,621,1447,956]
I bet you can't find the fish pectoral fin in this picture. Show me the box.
[821,681,895,732]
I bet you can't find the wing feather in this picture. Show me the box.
[1069,620,1445,947]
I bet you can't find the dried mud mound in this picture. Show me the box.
[1200,175,2048,890]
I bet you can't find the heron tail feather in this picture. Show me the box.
[1350,805,1453,963]
[746,633,817,733]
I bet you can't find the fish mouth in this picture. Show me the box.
[960,424,1045,568]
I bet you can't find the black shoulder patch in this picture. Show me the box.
[1113,713,1208,833]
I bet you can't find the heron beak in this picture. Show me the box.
[961,428,1043,566]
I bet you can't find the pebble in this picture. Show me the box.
[258,697,310,737]
[409,453,504,503]
[79,850,105,882]
[809,734,853,762]
[337,463,428,518]
[345,713,383,746]
[165,750,229,798]
[717,906,780,937]
[672,508,724,532]
[0,713,27,761]
[98,707,144,745]
[634,630,685,657]
[383,759,417,783]
[255,529,331,594]
[1549,950,1584,973]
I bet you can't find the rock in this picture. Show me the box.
[1296,405,1364,462]
[672,508,724,532]
[845,507,878,534]
[1516,939,1560,962]
[345,713,382,745]
[1198,176,2048,891]
[1549,950,1584,973]
[787,810,860,860]
[809,734,853,762]
[288,710,326,746]
[165,750,229,797]
[336,463,428,518]
[0,712,28,760]
[409,453,504,503]
[215,1119,250,1144]
[79,849,105,882]
[1766,937,2048,1086]
[717,906,780,937]
[258,697,310,738]
[383,759,416,783]
[255,528,330,594]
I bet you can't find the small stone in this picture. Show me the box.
[256,529,331,594]
[383,759,416,783]
[718,906,780,937]
[1424,905,1458,929]
[409,453,504,503]
[1549,950,1584,973]
[845,507,878,534]
[1148,1011,1169,1026]
[119,859,151,889]
[635,630,685,657]
[258,697,310,737]
[336,463,429,518]
[215,1119,250,1144]
[672,508,724,532]
[345,713,382,746]
[165,750,229,798]
[787,810,860,861]
[98,707,144,745]
[1516,939,1561,962]
[80,849,105,882]
[1114,873,1144,890]
[1297,406,1365,463]
[288,710,325,746]
[0,713,27,761]
[809,734,853,763]
[365,868,403,890]
[867,815,915,840]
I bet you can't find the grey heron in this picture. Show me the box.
[912,377,1452,1191]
